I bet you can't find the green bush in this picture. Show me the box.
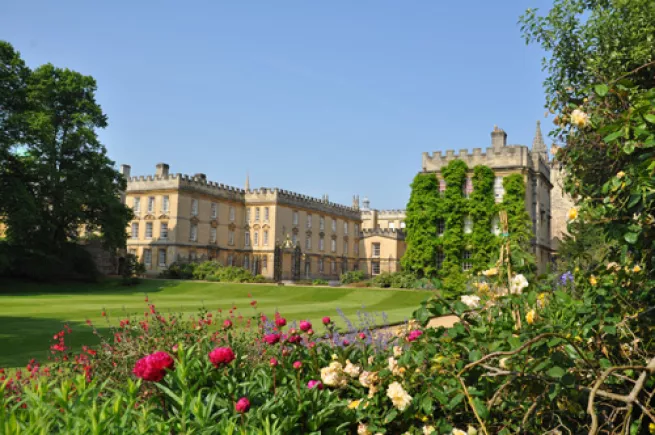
[253,274,267,283]
[192,260,223,280]
[207,266,256,283]
[371,271,420,289]
[312,279,329,286]
[370,272,393,288]
[121,253,144,286]
[339,270,367,284]
[159,262,197,280]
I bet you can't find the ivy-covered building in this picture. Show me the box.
[419,122,554,274]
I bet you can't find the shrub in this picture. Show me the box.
[371,271,419,289]
[371,272,393,288]
[312,279,329,286]
[120,253,144,286]
[339,270,367,284]
[207,266,256,283]
[159,262,197,279]
[192,260,223,280]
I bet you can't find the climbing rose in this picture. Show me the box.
[299,320,312,332]
[133,351,174,382]
[571,108,589,127]
[235,397,250,413]
[407,330,423,342]
[263,333,281,345]
[307,380,323,390]
[322,316,331,325]
[386,381,412,411]
[209,347,235,367]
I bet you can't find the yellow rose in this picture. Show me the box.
[526,309,536,325]
[571,109,589,127]
[649,422,655,433]
[617,171,625,179]
[589,275,598,286]
[567,208,578,221]
[633,265,642,273]
[348,399,361,410]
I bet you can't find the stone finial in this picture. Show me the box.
[352,195,360,210]
[245,172,250,191]
[532,120,548,161]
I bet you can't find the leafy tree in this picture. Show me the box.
[402,173,440,277]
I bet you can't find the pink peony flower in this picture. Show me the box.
[287,334,302,344]
[275,317,287,327]
[282,348,290,357]
[133,351,174,382]
[358,332,367,340]
[299,320,312,332]
[307,380,323,390]
[308,341,316,349]
[209,347,235,367]
[322,316,331,325]
[407,330,423,342]
[293,361,302,370]
[263,333,281,345]
[235,397,250,413]
[342,339,350,346]
[307,329,314,336]
[269,357,278,367]
[223,319,233,329]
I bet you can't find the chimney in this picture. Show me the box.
[155,163,169,177]
[194,173,207,181]
[120,164,131,179]
[491,125,507,151]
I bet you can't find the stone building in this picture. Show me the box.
[122,163,363,280]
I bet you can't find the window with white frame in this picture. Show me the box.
[211,203,217,219]
[319,216,325,230]
[246,208,251,223]
[400,221,406,229]
[372,242,381,257]
[255,207,260,222]
[147,196,155,213]
[131,222,139,239]
[191,199,199,216]
[162,195,169,213]
[306,214,312,229]
[319,236,324,251]
[318,258,324,273]
[253,231,259,246]
[210,227,217,243]
[262,255,268,270]
[462,250,472,271]
[331,219,337,232]
[437,219,446,236]
[494,176,504,202]
[263,230,269,246]
[371,261,381,275]
[292,233,297,245]
[228,230,235,246]
[464,215,473,234]
[264,207,269,221]
[133,197,141,215]
[491,215,501,236]
[293,211,299,225]
[331,239,336,252]
[305,236,311,250]
[463,177,473,198]
[160,222,168,240]
[436,250,444,270]
[245,231,251,247]
[158,249,167,267]
[344,222,348,234]
[190,223,198,241]
[389,222,395,229]
[229,206,235,222]
[145,222,153,239]
[144,249,152,266]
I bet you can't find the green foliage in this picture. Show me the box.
[192,260,223,280]
[159,262,197,280]
[312,279,329,285]
[402,173,440,277]
[121,253,144,286]
[468,165,498,270]
[498,174,535,274]
[371,271,419,289]
[556,218,614,275]
[339,270,367,284]
[207,266,258,283]
[1,242,99,282]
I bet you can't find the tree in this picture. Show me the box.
[402,173,440,277]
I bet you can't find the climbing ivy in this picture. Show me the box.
[401,172,439,277]
[497,173,535,274]
[403,160,533,293]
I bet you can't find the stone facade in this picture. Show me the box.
[123,163,363,280]
[549,163,576,253]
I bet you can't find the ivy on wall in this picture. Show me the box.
[403,160,534,292]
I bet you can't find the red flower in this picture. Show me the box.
[322,316,331,325]
[307,380,323,390]
[342,339,350,346]
[299,320,312,332]
[269,358,278,367]
[101,311,106,317]
[358,332,367,340]
[293,361,302,370]
[263,333,281,345]
[209,347,235,367]
[235,397,250,413]
[275,317,287,327]
[133,351,174,382]
[250,300,257,307]
[407,330,423,342]
[223,319,233,329]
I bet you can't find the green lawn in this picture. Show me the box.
[0,279,428,368]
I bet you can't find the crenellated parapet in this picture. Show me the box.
[126,172,246,201]
[246,188,361,220]
[422,145,533,173]
[361,228,406,240]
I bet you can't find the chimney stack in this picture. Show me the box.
[120,164,131,180]
[156,163,169,177]
[491,125,507,151]
[194,173,207,181]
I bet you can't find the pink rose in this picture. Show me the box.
[299,320,312,332]
[208,347,235,367]
[307,380,323,390]
[235,397,250,413]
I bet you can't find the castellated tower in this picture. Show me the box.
[420,122,555,273]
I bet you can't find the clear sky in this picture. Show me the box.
[2,0,554,210]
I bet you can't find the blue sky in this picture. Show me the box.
[2,0,554,209]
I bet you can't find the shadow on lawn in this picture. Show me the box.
[0,277,180,297]
[0,315,112,369]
